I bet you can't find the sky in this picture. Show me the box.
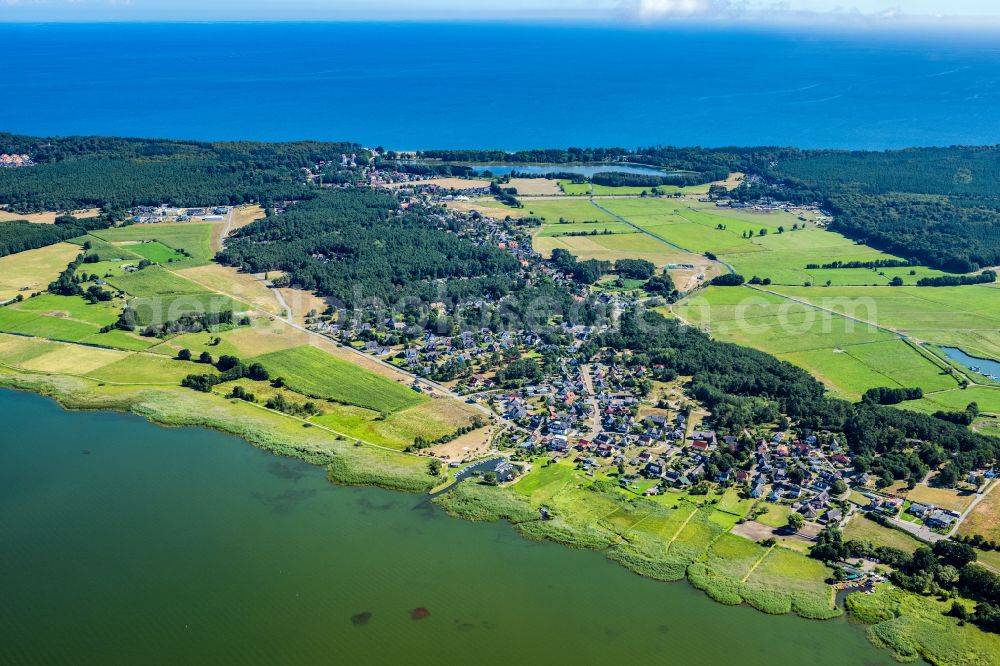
[2,0,1000,27]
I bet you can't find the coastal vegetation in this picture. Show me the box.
[2,132,1000,664]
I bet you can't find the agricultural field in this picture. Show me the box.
[533,230,691,267]
[674,286,962,399]
[89,222,217,266]
[150,319,311,358]
[384,177,490,190]
[107,266,249,327]
[558,183,708,196]
[0,208,100,224]
[900,483,978,513]
[175,264,283,316]
[0,331,198,384]
[128,241,188,264]
[251,344,426,413]
[505,178,562,195]
[310,399,477,451]
[86,353,217,384]
[842,513,923,553]
[766,284,1000,362]
[0,306,104,342]
[958,481,1000,541]
[0,242,81,301]
[5,338,126,375]
[908,386,1000,416]
[11,292,121,328]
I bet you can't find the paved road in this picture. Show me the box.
[888,516,947,543]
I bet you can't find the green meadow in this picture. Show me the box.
[673,286,960,399]
[496,459,838,618]
[89,222,216,267]
[108,266,248,327]
[251,344,426,413]
[128,241,189,264]
[766,284,1000,361]
[557,182,708,196]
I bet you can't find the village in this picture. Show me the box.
[290,164,1000,581]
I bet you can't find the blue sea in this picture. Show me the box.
[2,22,1000,149]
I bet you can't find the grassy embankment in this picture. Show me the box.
[435,459,839,619]
[435,460,1000,665]
[671,286,960,400]
[0,343,433,493]
[848,586,1000,665]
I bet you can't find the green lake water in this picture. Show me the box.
[0,389,896,665]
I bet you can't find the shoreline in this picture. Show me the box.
[1,366,974,665]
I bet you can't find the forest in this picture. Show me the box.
[0,214,110,257]
[0,133,358,212]
[600,307,999,485]
[764,147,1000,273]
[216,189,521,305]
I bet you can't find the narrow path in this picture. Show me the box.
[269,282,293,323]
[742,544,775,582]
[665,506,699,550]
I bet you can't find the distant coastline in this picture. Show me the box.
[2,22,1000,149]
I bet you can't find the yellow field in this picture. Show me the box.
[508,178,562,195]
[903,484,978,513]
[175,263,282,315]
[16,343,127,375]
[212,204,265,250]
[957,482,1000,541]
[276,286,328,325]
[532,230,689,266]
[385,178,490,190]
[0,242,82,301]
[446,199,531,219]
[0,208,100,224]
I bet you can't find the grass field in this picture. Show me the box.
[11,293,121,327]
[107,266,248,326]
[673,286,959,399]
[557,183,708,196]
[842,513,923,553]
[90,222,216,267]
[311,399,475,450]
[956,482,1000,541]
[0,242,82,302]
[176,264,283,315]
[766,284,1000,362]
[251,344,426,413]
[128,241,188,264]
[755,502,794,528]
[0,307,102,342]
[908,386,1000,416]
[848,585,1000,665]
[506,178,561,195]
